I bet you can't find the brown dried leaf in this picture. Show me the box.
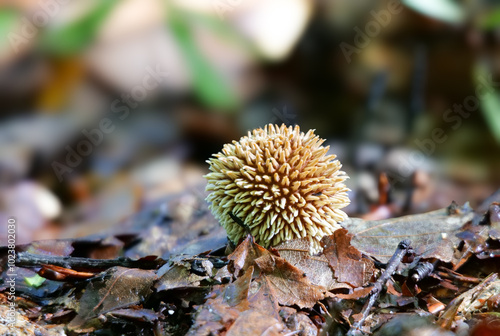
[279,307,319,336]
[222,235,326,309]
[228,235,268,277]
[254,253,326,308]
[322,229,374,288]
[225,310,285,336]
[347,203,473,263]
[335,286,373,300]
[275,239,350,291]
[188,266,287,336]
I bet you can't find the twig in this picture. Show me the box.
[16,252,163,270]
[347,239,411,336]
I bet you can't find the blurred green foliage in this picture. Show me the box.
[478,8,500,29]
[476,65,500,144]
[40,0,119,55]
[166,4,239,111]
[33,0,240,110]
[0,9,21,51]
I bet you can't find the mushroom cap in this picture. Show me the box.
[205,124,350,253]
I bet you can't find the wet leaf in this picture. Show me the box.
[1,267,63,301]
[347,203,473,263]
[69,266,157,329]
[322,229,375,288]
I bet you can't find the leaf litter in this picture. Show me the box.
[4,190,500,335]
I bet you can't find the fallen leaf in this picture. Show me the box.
[228,235,268,277]
[347,203,473,263]
[105,308,163,323]
[39,264,95,280]
[225,310,285,336]
[69,266,157,330]
[335,286,373,300]
[254,252,326,308]
[322,229,374,288]
[188,266,287,335]
[156,264,207,292]
[279,307,318,336]
[275,238,350,291]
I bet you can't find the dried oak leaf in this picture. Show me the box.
[347,203,473,264]
[322,229,374,288]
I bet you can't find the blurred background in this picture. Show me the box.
[1,0,500,245]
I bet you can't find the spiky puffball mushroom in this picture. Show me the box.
[204,124,350,254]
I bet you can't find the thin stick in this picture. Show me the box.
[16,252,162,270]
[347,239,411,336]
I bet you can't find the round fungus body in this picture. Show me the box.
[205,124,350,253]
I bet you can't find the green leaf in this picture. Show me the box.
[0,9,22,51]
[39,0,119,55]
[481,94,500,143]
[402,0,466,24]
[24,274,46,288]
[165,5,238,111]
[475,67,500,144]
